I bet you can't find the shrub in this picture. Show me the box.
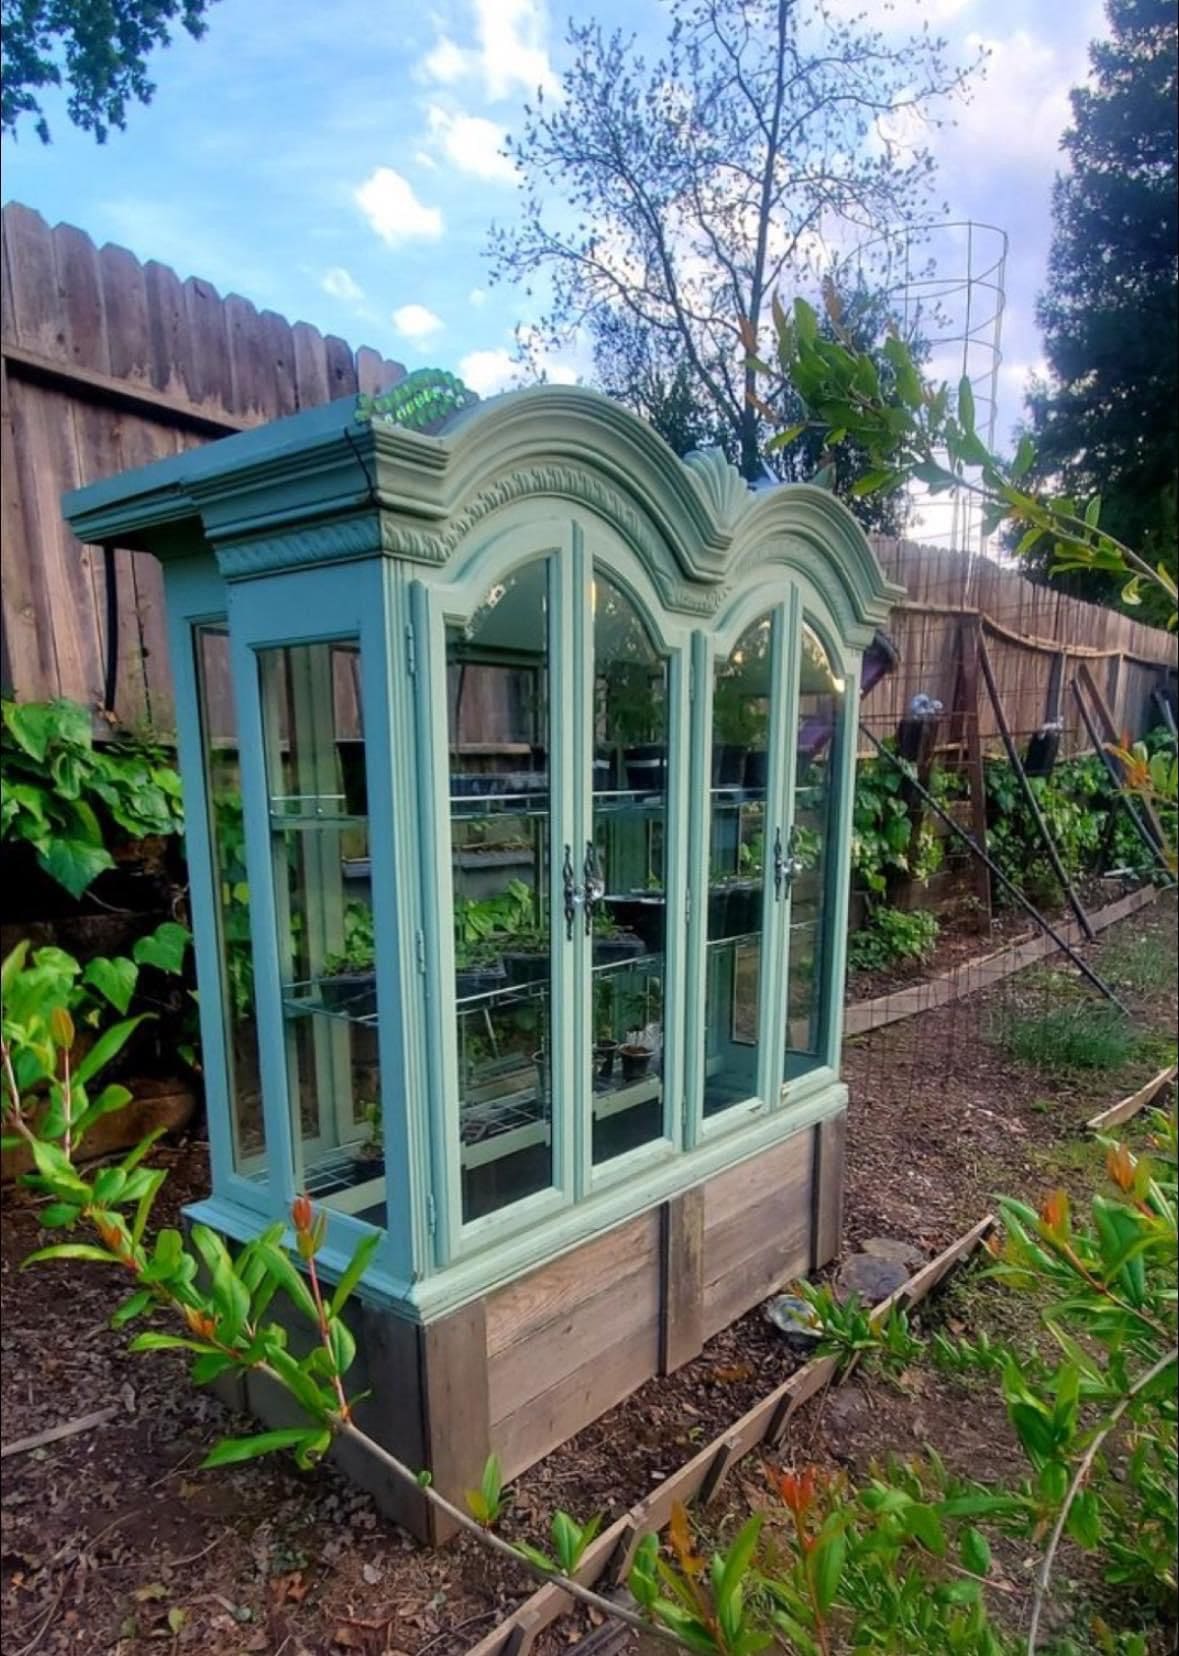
[848,905,939,973]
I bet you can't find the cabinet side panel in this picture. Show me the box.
[700,1129,814,1340]
[487,1211,661,1481]
[812,1110,846,1269]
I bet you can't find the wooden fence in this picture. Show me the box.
[2,203,1175,743]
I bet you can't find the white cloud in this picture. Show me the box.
[469,287,488,307]
[826,0,974,23]
[354,167,443,244]
[418,0,559,104]
[422,35,467,85]
[321,266,365,305]
[393,303,444,340]
[460,347,518,396]
[427,105,517,183]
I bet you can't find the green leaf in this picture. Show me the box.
[111,1288,154,1328]
[38,837,114,899]
[1084,494,1101,528]
[1066,1489,1102,1549]
[957,375,976,434]
[551,1511,581,1573]
[514,1541,558,1573]
[903,1503,946,1556]
[329,1231,381,1316]
[328,1317,357,1376]
[132,922,191,977]
[201,1428,325,1469]
[23,1242,118,1265]
[765,422,806,453]
[129,1332,217,1354]
[258,1242,318,1324]
[1011,434,1036,479]
[73,1014,149,1085]
[959,1527,991,1576]
[81,956,138,1014]
[37,1201,81,1227]
[810,1529,846,1613]
[191,1351,240,1384]
[481,1452,504,1515]
[717,1513,762,1616]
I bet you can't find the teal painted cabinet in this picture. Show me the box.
[64,388,898,1532]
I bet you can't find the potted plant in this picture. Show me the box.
[601,662,666,793]
[320,904,377,1017]
[619,1034,655,1082]
[591,911,647,967]
[453,893,508,999]
[592,976,619,1084]
[351,1098,384,1179]
[712,679,767,790]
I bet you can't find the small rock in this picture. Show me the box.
[838,1253,910,1303]
[861,1236,924,1270]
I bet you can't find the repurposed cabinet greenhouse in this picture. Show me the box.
[64,387,897,1537]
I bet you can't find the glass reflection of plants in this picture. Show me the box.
[593,580,666,788]
[713,615,771,788]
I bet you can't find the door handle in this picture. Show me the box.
[583,840,605,936]
[562,844,582,940]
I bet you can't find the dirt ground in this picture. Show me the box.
[2,893,1175,1656]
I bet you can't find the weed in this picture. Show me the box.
[993,1002,1139,1073]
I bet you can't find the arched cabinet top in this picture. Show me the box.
[62,383,901,648]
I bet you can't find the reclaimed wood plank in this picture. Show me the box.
[486,1212,658,1358]
[423,1297,491,1543]
[812,1112,846,1270]
[1087,1063,1177,1133]
[660,1187,704,1374]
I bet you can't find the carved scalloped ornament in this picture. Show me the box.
[683,448,752,534]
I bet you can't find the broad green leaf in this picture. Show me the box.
[132,922,191,976]
[82,956,138,1014]
[957,375,976,434]
[129,1332,218,1354]
[1066,1489,1101,1549]
[258,1242,318,1324]
[112,1288,154,1328]
[1084,494,1101,528]
[514,1541,558,1573]
[765,422,806,453]
[328,1316,356,1376]
[810,1529,846,1613]
[717,1513,762,1616]
[1011,434,1035,479]
[38,837,114,899]
[24,1242,118,1265]
[551,1511,581,1573]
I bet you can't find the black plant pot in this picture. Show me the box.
[319,970,378,1019]
[620,1043,654,1082]
[708,883,762,939]
[454,959,507,999]
[594,1040,619,1084]
[593,748,621,792]
[743,748,769,791]
[592,931,647,968]
[502,947,550,985]
[711,744,746,788]
[350,1149,385,1182]
[336,739,368,816]
[606,896,665,952]
[624,744,667,794]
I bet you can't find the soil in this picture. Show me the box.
[2,894,1175,1656]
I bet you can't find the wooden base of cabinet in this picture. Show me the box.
[209,1108,844,1542]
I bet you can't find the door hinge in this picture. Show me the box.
[405,622,417,677]
[425,1192,437,1236]
[685,887,692,929]
[414,929,427,974]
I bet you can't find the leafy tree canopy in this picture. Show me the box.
[489,0,980,488]
[1022,0,1178,625]
[1,0,216,143]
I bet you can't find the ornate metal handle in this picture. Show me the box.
[773,827,786,899]
[562,844,581,940]
[776,825,806,898]
[583,840,605,936]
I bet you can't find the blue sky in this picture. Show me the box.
[2,0,1108,450]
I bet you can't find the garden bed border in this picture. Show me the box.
[844,883,1159,1039]
[1086,1061,1178,1133]
[464,1215,996,1656]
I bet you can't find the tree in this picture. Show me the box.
[1,0,217,143]
[489,0,980,483]
[1022,0,1179,625]
[593,278,920,532]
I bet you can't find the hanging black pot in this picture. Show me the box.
[743,748,769,791]
[624,744,667,793]
[592,931,647,967]
[711,744,746,788]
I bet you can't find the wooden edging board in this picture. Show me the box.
[1087,1062,1178,1133]
[844,884,1159,1039]
[464,1215,996,1656]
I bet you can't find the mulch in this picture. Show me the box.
[2,894,1175,1656]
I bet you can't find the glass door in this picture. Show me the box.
[442,558,561,1226]
[692,597,793,1128]
[587,570,672,1166]
[783,620,848,1080]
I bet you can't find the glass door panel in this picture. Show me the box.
[703,611,773,1118]
[446,563,554,1222]
[258,639,384,1222]
[785,624,845,1077]
[195,625,265,1181]
[590,572,669,1164]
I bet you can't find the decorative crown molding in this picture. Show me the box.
[683,448,752,534]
